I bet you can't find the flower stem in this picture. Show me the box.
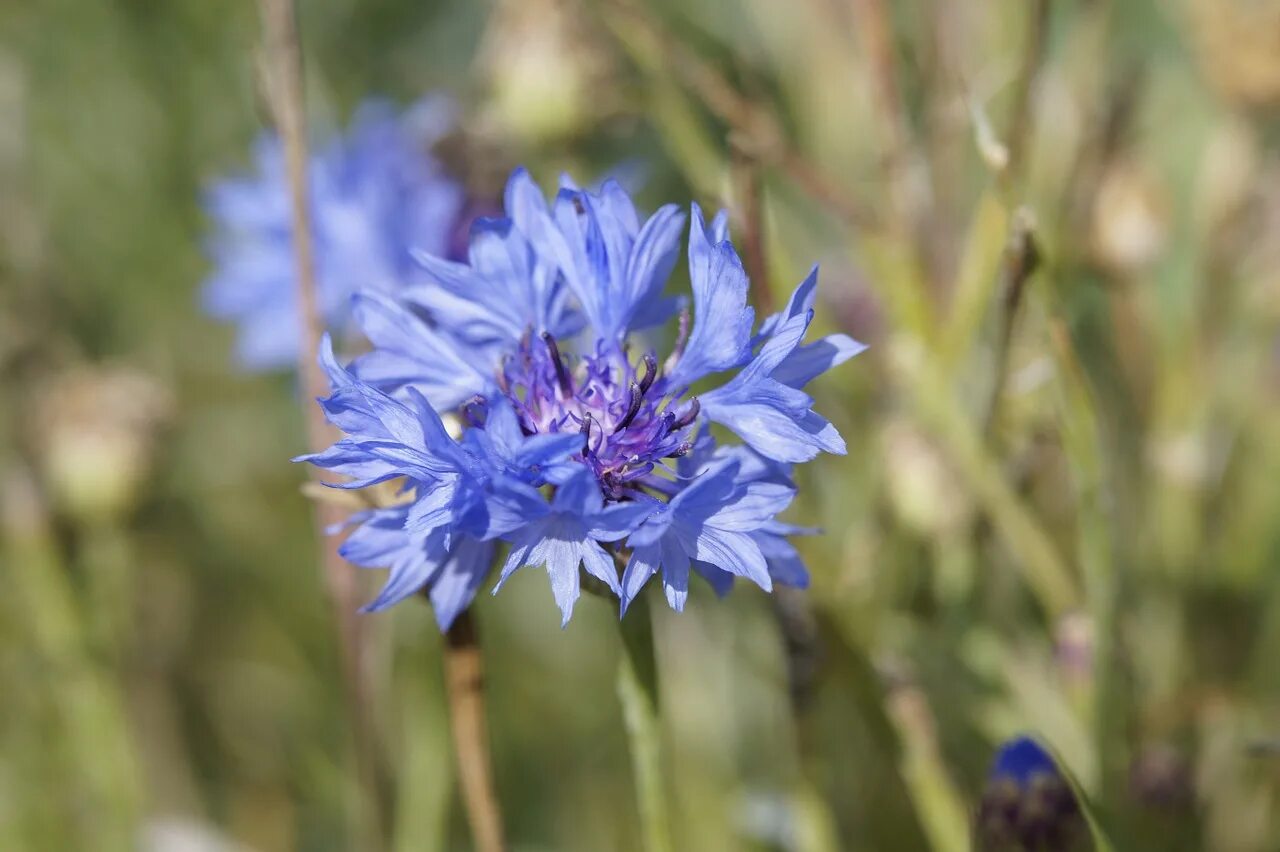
[444,610,507,852]
[257,0,388,846]
[617,593,673,852]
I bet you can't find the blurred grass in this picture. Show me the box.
[4,0,1280,850]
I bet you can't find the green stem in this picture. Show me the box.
[617,593,673,852]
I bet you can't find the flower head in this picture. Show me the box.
[976,737,1087,852]
[300,168,864,629]
[203,97,466,369]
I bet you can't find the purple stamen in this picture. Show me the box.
[671,397,700,430]
[614,381,644,433]
[619,463,655,482]
[462,395,488,428]
[638,353,659,395]
[541,331,573,397]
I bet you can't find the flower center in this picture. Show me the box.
[494,332,697,499]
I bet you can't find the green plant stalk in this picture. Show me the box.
[908,356,1079,617]
[257,0,389,845]
[885,688,970,852]
[617,592,673,852]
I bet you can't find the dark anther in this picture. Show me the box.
[671,397,700,430]
[670,442,693,458]
[638,353,659,395]
[541,331,573,396]
[614,382,644,433]
[572,194,586,215]
[495,356,512,396]
[580,412,594,450]
[672,305,690,358]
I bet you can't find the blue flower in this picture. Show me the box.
[976,737,1086,852]
[203,97,466,370]
[989,736,1062,788]
[300,167,863,628]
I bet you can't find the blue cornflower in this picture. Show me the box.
[203,97,466,369]
[976,737,1086,852]
[300,168,864,629]
[990,737,1062,788]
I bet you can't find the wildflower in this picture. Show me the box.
[202,97,466,369]
[300,168,863,629]
[975,736,1087,852]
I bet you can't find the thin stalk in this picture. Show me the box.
[256,0,387,845]
[600,0,881,231]
[443,611,507,852]
[847,0,938,292]
[848,0,910,199]
[734,132,839,852]
[1003,0,1053,188]
[617,593,673,852]
[731,141,774,315]
[982,207,1040,437]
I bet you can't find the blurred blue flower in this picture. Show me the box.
[976,736,1087,852]
[202,97,466,370]
[300,168,864,629]
[990,736,1062,787]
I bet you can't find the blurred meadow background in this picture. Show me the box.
[4,0,1280,850]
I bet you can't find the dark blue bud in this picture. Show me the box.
[975,737,1088,852]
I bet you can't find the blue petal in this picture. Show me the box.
[540,536,585,627]
[621,547,660,614]
[581,539,622,599]
[347,290,489,407]
[753,270,867,388]
[338,506,413,567]
[361,528,451,612]
[552,468,602,515]
[625,204,685,329]
[705,480,796,530]
[703,394,845,463]
[589,497,661,543]
[504,167,552,232]
[693,527,771,591]
[753,532,809,588]
[496,520,591,626]
[667,458,742,519]
[659,537,692,612]
[701,310,847,463]
[693,561,735,598]
[475,476,550,539]
[405,475,461,535]
[668,204,755,388]
[772,334,867,389]
[551,189,618,338]
[427,536,495,631]
[295,441,401,488]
